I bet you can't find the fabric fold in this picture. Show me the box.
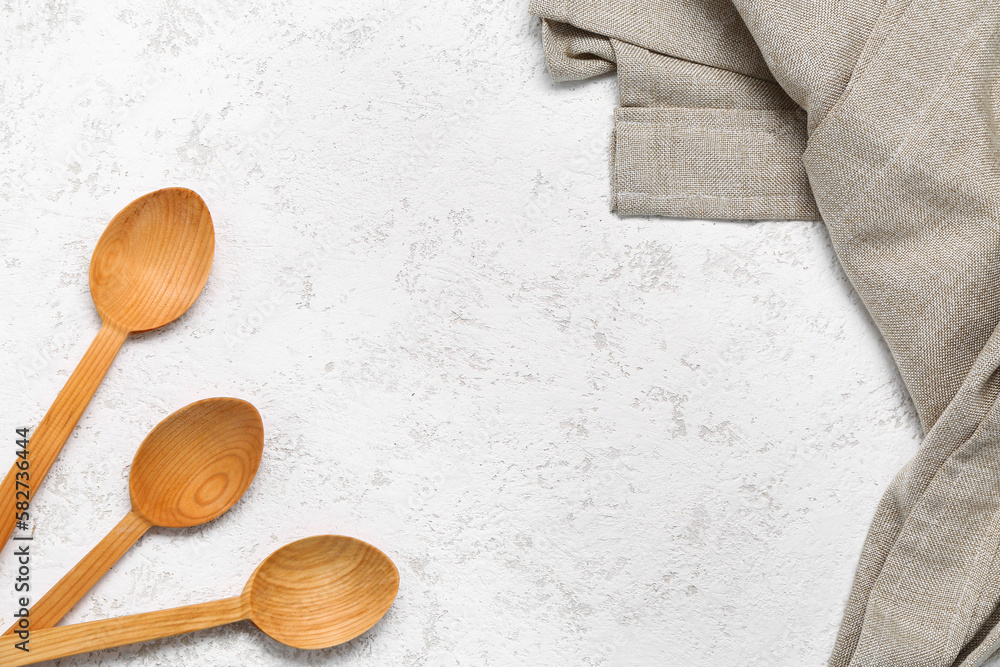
[612,106,816,220]
[536,12,820,220]
[530,0,773,80]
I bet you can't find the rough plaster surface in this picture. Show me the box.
[0,1,952,665]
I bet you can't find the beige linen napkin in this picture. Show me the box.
[535,1,820,221]
[530,1,1000,664]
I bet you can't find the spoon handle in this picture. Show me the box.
[0,320,129,549]
[4,510,152,635]
[0,595,248,666]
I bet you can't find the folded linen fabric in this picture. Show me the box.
[536,4,820,221]
[530,1,1000,665]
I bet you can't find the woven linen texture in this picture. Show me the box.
[530,0,1000,664]
[535,1,821,221]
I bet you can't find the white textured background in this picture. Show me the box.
[0,1,925,665]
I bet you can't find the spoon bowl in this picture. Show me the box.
[90,187,214,332]
[0,535,400,666]
[4,397,264,635]
[246,535,400,649]
[130,398,264,527]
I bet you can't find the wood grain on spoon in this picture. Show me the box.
[0,536,400,666]
[0,188,214,551]
[3,398,263,635]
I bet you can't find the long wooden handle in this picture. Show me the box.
[0,596,249,665]
[4,510,152,634]
[0,320,129,550]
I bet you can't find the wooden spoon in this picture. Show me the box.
[0,188,214,549]
[0,535,400,665]
[3,398,263,635]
